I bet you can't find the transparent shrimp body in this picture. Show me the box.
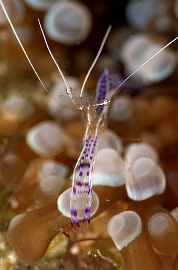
[1,0,178,230]
[70,69,120,228]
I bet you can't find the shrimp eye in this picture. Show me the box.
[66,86,73,96]
[103,98,110,105]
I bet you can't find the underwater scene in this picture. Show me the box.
[1,0,178,269]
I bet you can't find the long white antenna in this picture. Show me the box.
[0,0,51,96]
[80,25,112,98]
[38,19,70,91]
[107,36,178,99]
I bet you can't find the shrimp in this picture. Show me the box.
[1,0,178,229]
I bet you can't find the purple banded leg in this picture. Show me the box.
[70,186,80,228]
[83,203,91,225]
[96,70,110,113]
[76,137,90,189]
[83,164,90,224]
[83,137,97,224]
[83,186,92,225]
[70,133,97,228]
[70,137,91,227]
[77,164,83,192]
[70,205,80,228]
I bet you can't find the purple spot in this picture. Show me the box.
[77,181,82,187]
[83,205,91,225]
[72,186,76,195]
[70,208,80,228]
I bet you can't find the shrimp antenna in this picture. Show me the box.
[107,36,178,99]
[0,0,52,96]
[80,25,112,98]
[38,19,70,91]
